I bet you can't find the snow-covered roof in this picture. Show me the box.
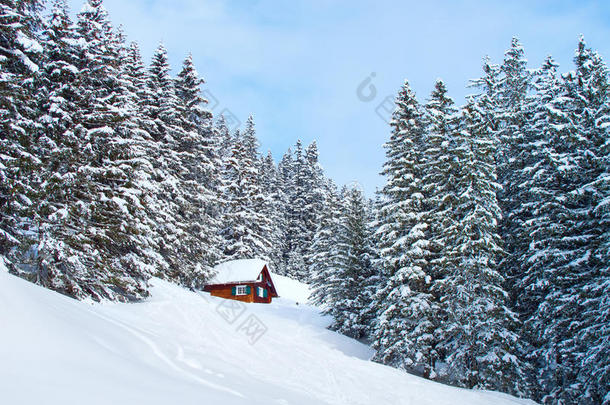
[209,259,268,285]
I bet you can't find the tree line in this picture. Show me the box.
[0,0,335,299]
[311,38,609,404]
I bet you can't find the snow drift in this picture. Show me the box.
[0,260,534,404]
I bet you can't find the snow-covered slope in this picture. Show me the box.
[0,261,534,405]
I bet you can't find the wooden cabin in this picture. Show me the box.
[203,259,279,304]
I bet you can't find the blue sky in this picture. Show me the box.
[68,0,610,195]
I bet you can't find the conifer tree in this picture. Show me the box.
[215,114,234,161]
[31,0,152,300]
[165,53,221,286]
[300,141,325,280]
[372,81,438,379]
[280,140,309,278]
[436,99,524,394]
[33,0,85,291]
[495,38,534,309]
[141,43,188,282]
[422,79,460,284]
[38,0,81,145]
[309,180,343,307]
[502,55,566,398]
[259,150,285,272]
[0,0,44,257]
[328,186,377,339]
[220,118,272,261]
[531,37,610,404]
[275,147,294,275]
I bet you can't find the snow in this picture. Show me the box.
[49,208,69,221]
[14,49,39,73]
[112,196,129,214]
[210,258,268,284]
[0,259,534,405]
[16,32,43,54]
[271,272,311,303]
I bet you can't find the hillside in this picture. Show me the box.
[0,260,535,405]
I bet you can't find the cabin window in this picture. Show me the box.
[236,285,248,295]
[257,287,268,298]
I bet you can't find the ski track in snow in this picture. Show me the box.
[89,308,245,399]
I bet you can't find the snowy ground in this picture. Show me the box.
[0,260,535,405]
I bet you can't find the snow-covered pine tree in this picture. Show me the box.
[508,55,566,399]
[372,81,438,379]
[31,0,151,300]
[463,37,610,403]
[280,140,309,279]
[276,140,328,281]
[328,186,378,339]
[0,0,44,259]
[274,147,294,276]
[122,41,148,101]
[421,79,460,285]
[420,79,474,383]
[141,43,193,285]
[309,179,342,307]
[160,53,220,286]
[211,114,233,196]
[495,38,534,315]
[242,116,274,260]
[38,0,81,155]
[258,151,279,213]
[290,140,308,278]
[568,46,610,405]
[358,197,382,336]
[419,81,461,371]
[579,54,610,401]
[81,0,153,298]
[111,37,173,288]
[220,117,272,261]
[435,98,525,395]
[241,115,259,159]
[259,150,285,272]
[574,45,610,401]
[529,37,610,404]
[215,114,234,161]
[144,42,183,145]
[32,0,85,291]
[300,141,326,281]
